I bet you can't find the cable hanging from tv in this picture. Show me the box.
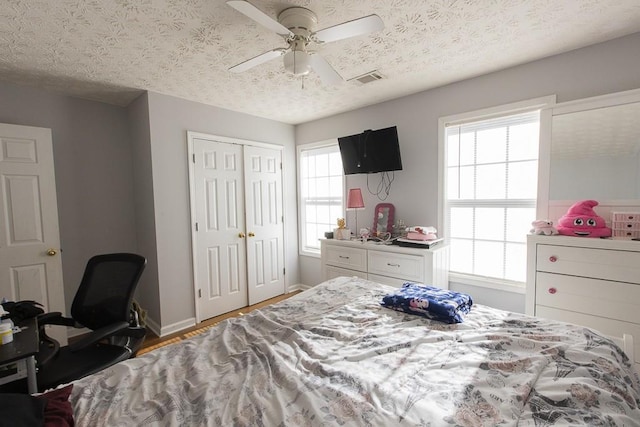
[367,171,394,200]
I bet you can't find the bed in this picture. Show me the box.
[67,277,640,426]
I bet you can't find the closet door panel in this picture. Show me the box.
[244,145,285,305]
[193,139,248,320]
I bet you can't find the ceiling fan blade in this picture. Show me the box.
[227,1,293,37]
[229,49,285,73]
[309,55,343,85]
[313,14,384,44]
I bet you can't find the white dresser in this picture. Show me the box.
[526,235,640,370]
[321,239,449,289]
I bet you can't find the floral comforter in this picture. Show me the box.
[69,277,640,426]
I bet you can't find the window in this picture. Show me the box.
[298,141,344,256]
[442,102,549,289]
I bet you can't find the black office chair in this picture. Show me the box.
[33,253,147,391]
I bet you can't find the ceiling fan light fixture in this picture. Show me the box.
[283,50,311,76]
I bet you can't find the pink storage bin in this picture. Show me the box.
[612,229,640,238]
[612,212,640,222]
[613,221,640,230]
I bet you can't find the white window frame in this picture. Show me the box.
[297,140,345,257]
[437,96,556,293]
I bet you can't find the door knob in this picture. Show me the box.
[46,248,58,256]
[238,232,246,238]
[248,232,255,237]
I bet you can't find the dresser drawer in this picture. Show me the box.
[536,272,640,324]
[368,251,423,282]
[536,244,640,284]
[324,246,367,271]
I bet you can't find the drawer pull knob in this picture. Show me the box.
[387,263,400,267]
[339,255,350,259]
[548,287,557,294]
[549,256,557,263]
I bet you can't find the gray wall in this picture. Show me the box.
[0,81,297,335]
[296,32,640,313]
[144,92,297,333]
[0,82,138,312]
[127,93,161,324]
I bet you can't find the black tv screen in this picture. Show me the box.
[337,132,365,175]
[338,126,402,175]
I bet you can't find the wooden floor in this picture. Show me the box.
[138,290,301,355]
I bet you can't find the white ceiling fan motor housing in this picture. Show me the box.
[278,7,317,38]
[279,7,317,76]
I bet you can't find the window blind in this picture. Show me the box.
[445,110,540,283]
[298,143,344,254]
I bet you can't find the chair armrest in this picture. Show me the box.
[69,321,129,352]
[37,312,76,327]
[37,335,60,367]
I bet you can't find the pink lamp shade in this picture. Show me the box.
[347,188,365,210]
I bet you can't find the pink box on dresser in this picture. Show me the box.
[611,212,640,238]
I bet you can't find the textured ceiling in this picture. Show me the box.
[1,0,640,124]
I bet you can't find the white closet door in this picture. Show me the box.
[192,138,248,320]
[244,145,285,305]
[0,123,66,344]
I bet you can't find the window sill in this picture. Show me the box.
[299,249,321,259]
[449,272,526,294]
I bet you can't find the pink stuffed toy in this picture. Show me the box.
[556,200,611,238]
[530,220,558,235]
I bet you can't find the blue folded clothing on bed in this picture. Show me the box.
[380,282,473,323]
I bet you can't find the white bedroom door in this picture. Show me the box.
[190,134,285,321]
[0,123,66,341]
[244,145,285,305]
[191,138,248,320]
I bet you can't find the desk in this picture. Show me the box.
[0,318,38,393]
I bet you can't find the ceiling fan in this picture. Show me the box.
[227,0,384,85]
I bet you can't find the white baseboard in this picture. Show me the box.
[145,315,197,338]
[144,316,161,337]
[286,283,309,292]
[144,287,307,339]
[158,317,196,338]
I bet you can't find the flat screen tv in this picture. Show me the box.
[338,126,402,175]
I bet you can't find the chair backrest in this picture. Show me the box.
[70,253,146,331]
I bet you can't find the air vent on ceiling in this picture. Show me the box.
[349,70,385,85]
